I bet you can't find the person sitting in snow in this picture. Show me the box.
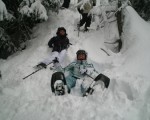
[51,50,110,96]
[36,27,70,69]
[75,0,96,31]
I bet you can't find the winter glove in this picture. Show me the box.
[53,57,59,63]
[37,62,47,69]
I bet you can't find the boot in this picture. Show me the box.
[54,80,65,96]
[84,27,89,32]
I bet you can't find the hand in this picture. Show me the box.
[37,62,47,69]
[80,68,87,74]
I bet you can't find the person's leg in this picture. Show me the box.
[85,14,92,30]
[42,51,59,65]
[58,49,67,65]
[62,0,70,8]
[77,8,83,14]
[79,13,87,27]
[65,75,77,91]
[81,77,93,94]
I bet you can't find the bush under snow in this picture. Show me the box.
[31,0,48,21]
[19,0,48,21]
[0,0,8,21]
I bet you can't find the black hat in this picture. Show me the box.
[56,27,67,36]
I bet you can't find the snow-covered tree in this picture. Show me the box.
[0,0,8,21]
[0,0,61,59]
[31,0,48,21]
[19,0,49,21]
[42,0,61,13]
[0,27,16,59]
[130,0,150,20]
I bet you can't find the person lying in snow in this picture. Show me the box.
[75,0,96,31]
[36,27,70,69]
[51,50,110,96]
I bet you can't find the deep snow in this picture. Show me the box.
[0,5,150,120]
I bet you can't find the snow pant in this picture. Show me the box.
[78,9,92,29]
[42,49,67,65]
[62,0,70,8]
[65,75,77,90]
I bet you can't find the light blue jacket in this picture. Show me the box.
[55,60,99,89]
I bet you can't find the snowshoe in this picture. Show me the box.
[51,72,69,96]
[94,74,110,88]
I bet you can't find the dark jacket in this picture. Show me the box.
[48,36,70,52]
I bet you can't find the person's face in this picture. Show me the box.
[59,30,65,36]
[77,54,86,60]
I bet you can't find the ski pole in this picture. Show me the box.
[23,62,53,80]
[23,67,43,80]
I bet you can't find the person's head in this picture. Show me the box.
[76,50,87,61]
[56,27,67,37]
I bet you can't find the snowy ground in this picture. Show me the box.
[0,6,150,120]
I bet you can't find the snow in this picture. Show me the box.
[31,0,48,20]
[19,0,48,20]
[0,4,150,120]
[19,5,32,16]
[0,0,8,21]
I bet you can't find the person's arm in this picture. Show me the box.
[48,37,55,48]
[81,63,99,79]
[55,62,75,73]
[64,62,76,72]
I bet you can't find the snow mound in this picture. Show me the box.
[0,6,150,120]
